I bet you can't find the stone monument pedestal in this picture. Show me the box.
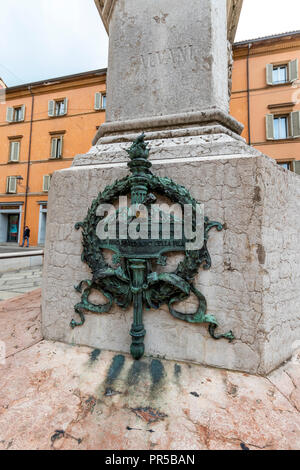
[42,0,300,375]
[42,136,300,375]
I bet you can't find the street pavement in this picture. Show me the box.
[0,266,42,301]
[0,290,299,450]
[0,244,41,254]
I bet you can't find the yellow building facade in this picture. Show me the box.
[231,30,300,173]
[0,70,106,246]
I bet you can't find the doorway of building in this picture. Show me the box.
[7,214,19,243]
[38,212,47,245]
[38,203,48,245]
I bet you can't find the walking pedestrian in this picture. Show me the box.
[21,226,30,247]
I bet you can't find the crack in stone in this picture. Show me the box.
[266,375,299,414]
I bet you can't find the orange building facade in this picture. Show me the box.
[0,70,106,246]
[1,31,300,247]
[231,30,300,173]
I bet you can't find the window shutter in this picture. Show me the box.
[10,177,17,193]
[8,176,17,194]
[51,138,57,158]
[57,136,62,157]
[10,141,20,162]
[63,98,68,115]
[266,64,274,85]
[20,105,25,121]
[294,161,300,175]
[291,111,300,137]
[9,142,14,161]
[48,100,55,117]
[288,59,298,82]
[266,114,274,140]
[11,177,17,193]
[6,107,14,123]
[94,92,101,110]
[43,175,51,192]
[14,142,20,161]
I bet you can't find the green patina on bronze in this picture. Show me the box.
[72,134,234,360]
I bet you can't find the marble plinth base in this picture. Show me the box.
[42,141,300,375]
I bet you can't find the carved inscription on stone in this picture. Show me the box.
[130,44,211,71]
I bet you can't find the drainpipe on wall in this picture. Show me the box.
[247,43,252,145]
[23,86,34,236]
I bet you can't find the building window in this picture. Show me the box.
[6,176,17,194]
[8,141,20,162]
[14,107,23,122]
[50,136,63,159]
[48,98,68,117]
[6,105,25,123]
[43,175,51,192]
[266,111,300,140]
[55,100,65,116]
[274,116,288,140]
[277,161,293,171]
[266,59,298,85]
[272,65,288,85]
[95,92,106,110]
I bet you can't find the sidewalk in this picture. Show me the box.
[0,290,299,450]
[0,244,42,254]
[0,266,42,301]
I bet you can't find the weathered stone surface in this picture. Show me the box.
[227,0,244,42]
[84,131,257,166]
[105,0,229,125]
[42,148,300,375]
[95,0,243,43]
[92,0,244,144]
[42,0,300,378]
[1,291,300,450]
[1,291,299,450]
[0,289,42,358]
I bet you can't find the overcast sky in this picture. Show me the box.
[0,0,299,87]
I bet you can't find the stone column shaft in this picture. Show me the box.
[93,0,243,141]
